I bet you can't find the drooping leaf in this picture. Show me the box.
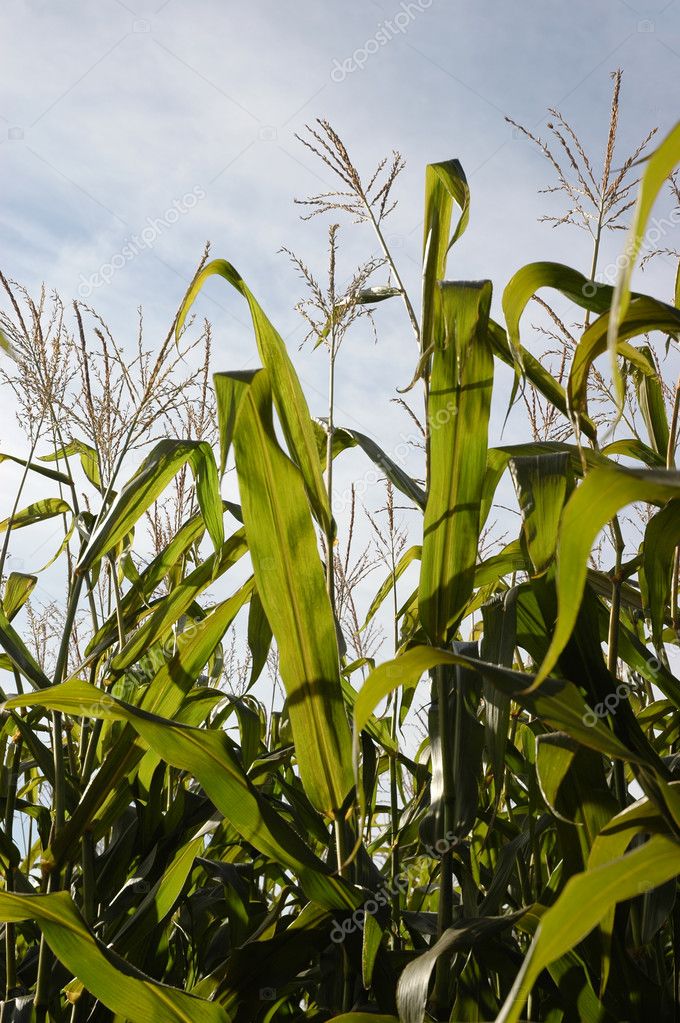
[0,497,71,533]
[608,121,680,404]
[533,463,680,687]
[421,159,470,354]
[176,259,331,536]
[2,572,37,621]
[0,889,229,1023]
[40,440,102,490]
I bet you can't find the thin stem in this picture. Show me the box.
[325,323,336,611]
[607,516,626,808]
[363,200,420,349]
[432,664,453,1018]
[3,738,21,1005]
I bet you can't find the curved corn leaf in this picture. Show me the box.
[567,297,678,416]
[488,319,598,441]
[503,261,618,359]
[246,586,272,689]
[534,463,680,687]
[396,913,523,1023]
[421,159,470,354]
[40,440,101,490]
[0,497,71,532]
[353,646,640,778]
[0,889,229,1023]
[176,259,331,536]
[363,545,421,629]
[2,572,37,621]
[601,437,665,467]
[77,439,223,574]
[0,452,71,485]
[608,122,680,404]
[334,427,426,509]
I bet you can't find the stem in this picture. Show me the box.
[325,324,336,611]
[363,201,420,349]
[3,738,21,1006]
[607,517,626,808]
[432,664,454,1018]
[35,570,84,1018]
[583,217,603,331]
[388,542,401,947]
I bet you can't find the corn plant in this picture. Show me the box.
[0,90,679,1023]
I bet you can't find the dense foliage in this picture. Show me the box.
[1,88,680,1022]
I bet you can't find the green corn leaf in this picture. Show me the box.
[334,427,426,509]
[488,319,597,441]
[77,439,224,574]
[229,369,353,817]
[635,344,671,457]
[0,889,229,1023]
[503,261,618,361]
[0,497,71,532]
[567,297,678,416]
[353,646,642,777]
[608,122,680,406]
[533,463,680,687]
[213,370,259,476]
[363,545,421,629]
[246,586,272,689]
[421,159,470,354]
[2,572,37,620]
[176,259,331,536]
[641,499,680,649]
[110,529,247,672]
[601,437,665,467]
[40,440,102,490]
[397,913,523,1023]
[112,833,205,951]
[87,511,208,656]
[509,453,571,577]
[419,280,493,644]
[0,452,71,485]
[0,607,50,689]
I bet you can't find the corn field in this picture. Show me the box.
[1,79,680,1023]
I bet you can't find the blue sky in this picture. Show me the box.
[1,0,680,654]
